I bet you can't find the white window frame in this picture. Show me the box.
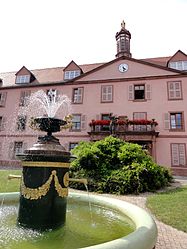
[171,143,186,166]
[19,90,31,106]
[47,89,57,103]
[72,87,83,103]
[14,141,23,155]
[71,114,81,131]
[64,70,80,80]
[134,84,145,100]
[170,112,183,130]
[133,112,147,131]
[17,115,27,131]
[0,92,7,107]
[167,81,182,100]
[16,75,30,84]
[169,61,187,71]
[101,85,113,102]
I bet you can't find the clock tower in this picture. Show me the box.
[115,21,132,58]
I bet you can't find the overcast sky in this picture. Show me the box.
[0,0,186,72]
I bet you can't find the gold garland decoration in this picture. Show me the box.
[21,170,68,200]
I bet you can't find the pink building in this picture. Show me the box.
[0,21,187,176]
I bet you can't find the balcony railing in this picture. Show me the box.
[89,119,158,133]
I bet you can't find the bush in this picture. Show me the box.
[70,136,172,194]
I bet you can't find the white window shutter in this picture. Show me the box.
[8,142,14,160]
[0,92,7,106]
[1,117,7,131]
[145,84,151,100]
[23,142,27,153]
[179,144,186,166]
[19,91,24,106]
[79,88,83,102]
[81,115,87,130]
[174,82,182,99]
[128,85,134,100]
[168,82,175,99]
[164,113,170,130]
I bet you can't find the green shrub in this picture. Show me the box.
[70,136,172,194]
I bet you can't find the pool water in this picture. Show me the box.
[0,199,135,249]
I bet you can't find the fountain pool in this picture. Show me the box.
[0,191,157,249]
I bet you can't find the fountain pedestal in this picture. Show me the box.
[17,118,71,231]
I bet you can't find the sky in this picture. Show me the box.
[0,0,187,72]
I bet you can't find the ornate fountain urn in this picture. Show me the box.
[17,117,72,231]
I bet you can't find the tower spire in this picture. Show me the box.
[115,21,131,58]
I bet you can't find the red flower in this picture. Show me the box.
[89,120,110,126]
[89,119,158,127]
[128,119,158,125]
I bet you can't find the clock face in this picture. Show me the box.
[118,63,128,72]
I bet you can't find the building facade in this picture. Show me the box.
[0,22,187,176]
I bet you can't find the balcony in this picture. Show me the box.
[88,118,159,142]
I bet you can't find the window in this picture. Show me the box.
[9,141,26,159]
[134,85,145,100]
[0,117,2,131]
[169,61,187,71]
[0,116,6,131]
[101,113,110,131]
[72,87,83,103]
[14,141,23,156]
[128,84,151,101]
[171,143,186,166]
[47,89,57,102]
[69,142,78,151]
[16,75,30,84]
[133,112,147,131]
[71,114,81,131]
[167,81,182,100]
[19,90,31,106]
[17,115,27,131]
[0,92,7,107]
[170,113,183,130]
[101,85,113,102]
[64,70,81,80]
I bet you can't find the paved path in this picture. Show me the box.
[102,177,187,249]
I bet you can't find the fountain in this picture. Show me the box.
[0,90,157,248]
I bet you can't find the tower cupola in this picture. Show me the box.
[115,21,131,58]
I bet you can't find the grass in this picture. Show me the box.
[0,169,21,193]
[147,186,187,232]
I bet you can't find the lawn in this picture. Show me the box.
[0,169,21,193]
[147,186,187,232]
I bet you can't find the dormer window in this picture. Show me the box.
[16,75,30,84]
[64,70,81,80]
[15,66,35,84]
[169,61,187,71]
